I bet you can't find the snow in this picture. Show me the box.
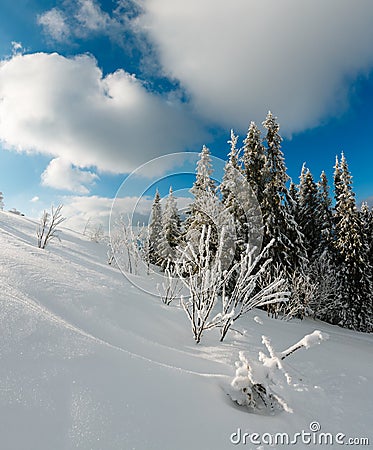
[0,210,372,449]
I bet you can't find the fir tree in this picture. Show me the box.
[148,190,163,266]
[242,122,266,203]
[158,186,181,266]
[360,202,373,271]
[333,153,372,332]
[0,192,3,210]
[261,112,307,277]
[185,145,219,254]
[297,164,321,261]
[316,170,334,255]
[190,145,215,197]
[220,130,248,260]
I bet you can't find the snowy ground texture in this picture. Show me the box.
[0,210,372,450]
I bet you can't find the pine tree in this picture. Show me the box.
[0,192,4,210]
[333,153,372,331]
[242,122,266,204]
[158,186,181,266]
[261,112,307,277]
[148,190,163,266]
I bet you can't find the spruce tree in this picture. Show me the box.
[148,190,163,266]
[185,145,219,253]
[0,192,4,210]
[158,186,181,266]
[360,202,373,272]
[261,112,307,277]
[242,122,266,204]
[219,130,264,271]
[297,164,321,262]
[316,170,334,256]
[333,153,372,331]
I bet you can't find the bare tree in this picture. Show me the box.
[37,204,66,249]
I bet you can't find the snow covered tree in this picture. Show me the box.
[333,153,373,331]
[297,164,322,262]
[184,145,220,255]
[220,130,261,260]
[261,112,307,278]
[190,145,215,197]
[242,122,266,203]
[0,192,4,210]
[316,170,334,255]
[158,186,181,267]
[148,190,163,266]
[360,202,373,271]
[37,204,66,249]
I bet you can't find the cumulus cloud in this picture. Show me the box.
[37,8,70,42]
[41,158,99,193]
[0,52,205,173]
[138,0,373,134]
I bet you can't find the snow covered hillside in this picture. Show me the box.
[0,211,372,450]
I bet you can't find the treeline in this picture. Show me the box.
[148,112,372,333]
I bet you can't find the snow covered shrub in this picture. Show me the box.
[157,262,183,305]
[37,204,66,249]
[176,225,289,343]
[89,223,105,243]
[228,331,328,414]
[108,215,144,275]
[218,240,289,341]
[176,225,224,343]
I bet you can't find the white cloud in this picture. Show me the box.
[75,0,110,32]
[31,196,40,203]
[0,52,205,173]
[138,0,373,134]
[41,158,99,193]
[37,8,70,42]
[62,195,154,231]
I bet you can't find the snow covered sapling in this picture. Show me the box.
[228,330,328,413]
[37,204,66,249]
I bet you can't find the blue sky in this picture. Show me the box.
[1,0,373,229]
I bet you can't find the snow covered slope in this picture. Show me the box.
[0,211,372,450]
